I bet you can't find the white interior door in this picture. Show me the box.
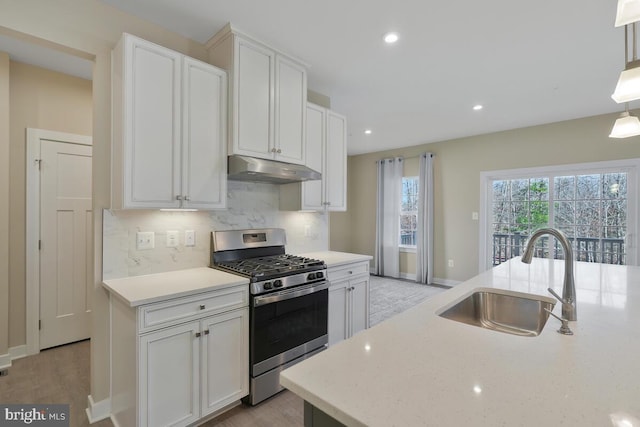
[39,139,92,349]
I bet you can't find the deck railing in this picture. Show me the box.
[492,233,625,266]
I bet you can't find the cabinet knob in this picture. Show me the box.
[195,332,201,338]
[277,149,282,153]
[204,330,210,335]
[176,195,183,201]
[271,148,277,153]
[199,304,205,310]
[184,195,190,201]
[348,271,353,274]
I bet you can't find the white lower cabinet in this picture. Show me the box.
[327,261,370,346]
[140,321,200,427]
[110,285,249,427]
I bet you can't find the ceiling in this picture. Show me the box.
[0,33,92,80]
[2,1,626,155]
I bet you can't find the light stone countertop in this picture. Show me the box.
[280,257,640,427]
[102,267,249,307]
[299,251,373,267]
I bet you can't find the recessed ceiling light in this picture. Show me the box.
[384,32,399,44]
[473,104,483,111]
[364,129,372,135]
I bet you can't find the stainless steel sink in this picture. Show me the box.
[437,288,557,337]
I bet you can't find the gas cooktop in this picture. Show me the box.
[214,254,325,281]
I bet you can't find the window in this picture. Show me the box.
[400,177,418,247]
[480,160,637,270]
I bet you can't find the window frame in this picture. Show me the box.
[400,176,419,250]
[479,159,640,272]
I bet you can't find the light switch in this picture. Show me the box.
[472,212,479,221]
[166,230,179,248]
[185,230,196,247]
[136,231,155,250]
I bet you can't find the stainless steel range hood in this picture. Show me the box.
[227,155,321,184]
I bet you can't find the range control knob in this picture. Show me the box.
[263,282,273,290]
[273,280,283,288]
[307,273,317,280]
[315,271,324,279]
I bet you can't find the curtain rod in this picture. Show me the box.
[376,152,434,162]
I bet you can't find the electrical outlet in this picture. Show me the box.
[185,230,196,247]
[448,259,454,268]
[136,231,155,250]
[166,230,179,248]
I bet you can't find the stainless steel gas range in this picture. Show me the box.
[210,228,328,405]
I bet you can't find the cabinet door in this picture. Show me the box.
[201,308,249,417]
[328,279,349,346]
[139,321,200,427]
[325,111,347,211]
[274,55,306,165]
[301,103,325,210]
[124,35,181,208]
[233,36,274,159]
[350,276,370,336]
[182,57,227,209]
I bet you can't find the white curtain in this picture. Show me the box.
[375,157,403,277]
[416,153,434,284]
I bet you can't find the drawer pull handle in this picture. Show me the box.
[348,271,353,274]
[199,304,205,310]
[195,332,201,338]
[204,330,210,335]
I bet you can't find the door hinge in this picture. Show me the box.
[39,320,42,330]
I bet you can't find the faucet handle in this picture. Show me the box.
[548,287,571,307]
[544,308,574,335]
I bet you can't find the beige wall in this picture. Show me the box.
[330,112,640,283]
[0,52,9,363]
[8,61,92,348]
[1,0,209,404]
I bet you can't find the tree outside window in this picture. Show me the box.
[400,177,418,247]
[491,172,627,266]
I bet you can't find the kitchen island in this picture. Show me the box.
[280,257,640,427]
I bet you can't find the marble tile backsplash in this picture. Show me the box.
[103,181,329,280]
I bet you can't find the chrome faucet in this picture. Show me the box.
[521,227,577,321]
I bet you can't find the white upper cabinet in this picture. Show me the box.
[280,103,347,211]
[274,55,307,164]
[234,37,274,158]
[323,110,348,210]
[207,24,307,165]
[182,57,227,209]
[112,33,227,209]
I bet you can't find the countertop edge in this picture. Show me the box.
[101,267,250,307]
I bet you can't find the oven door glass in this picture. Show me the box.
[251,286,328,366]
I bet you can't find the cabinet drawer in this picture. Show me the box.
[139,285,249,332]
[327,261,369,282]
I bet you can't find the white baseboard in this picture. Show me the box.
[9,345,27,361]
[0,351,11,370]
[399,272,416,281]
[432,277,462,287]
[86,395,111,424]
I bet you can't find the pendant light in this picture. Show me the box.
[612,24,640,103]
[615,0,640,27]
[609,103,640,138]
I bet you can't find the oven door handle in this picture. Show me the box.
[253,281,330,306]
